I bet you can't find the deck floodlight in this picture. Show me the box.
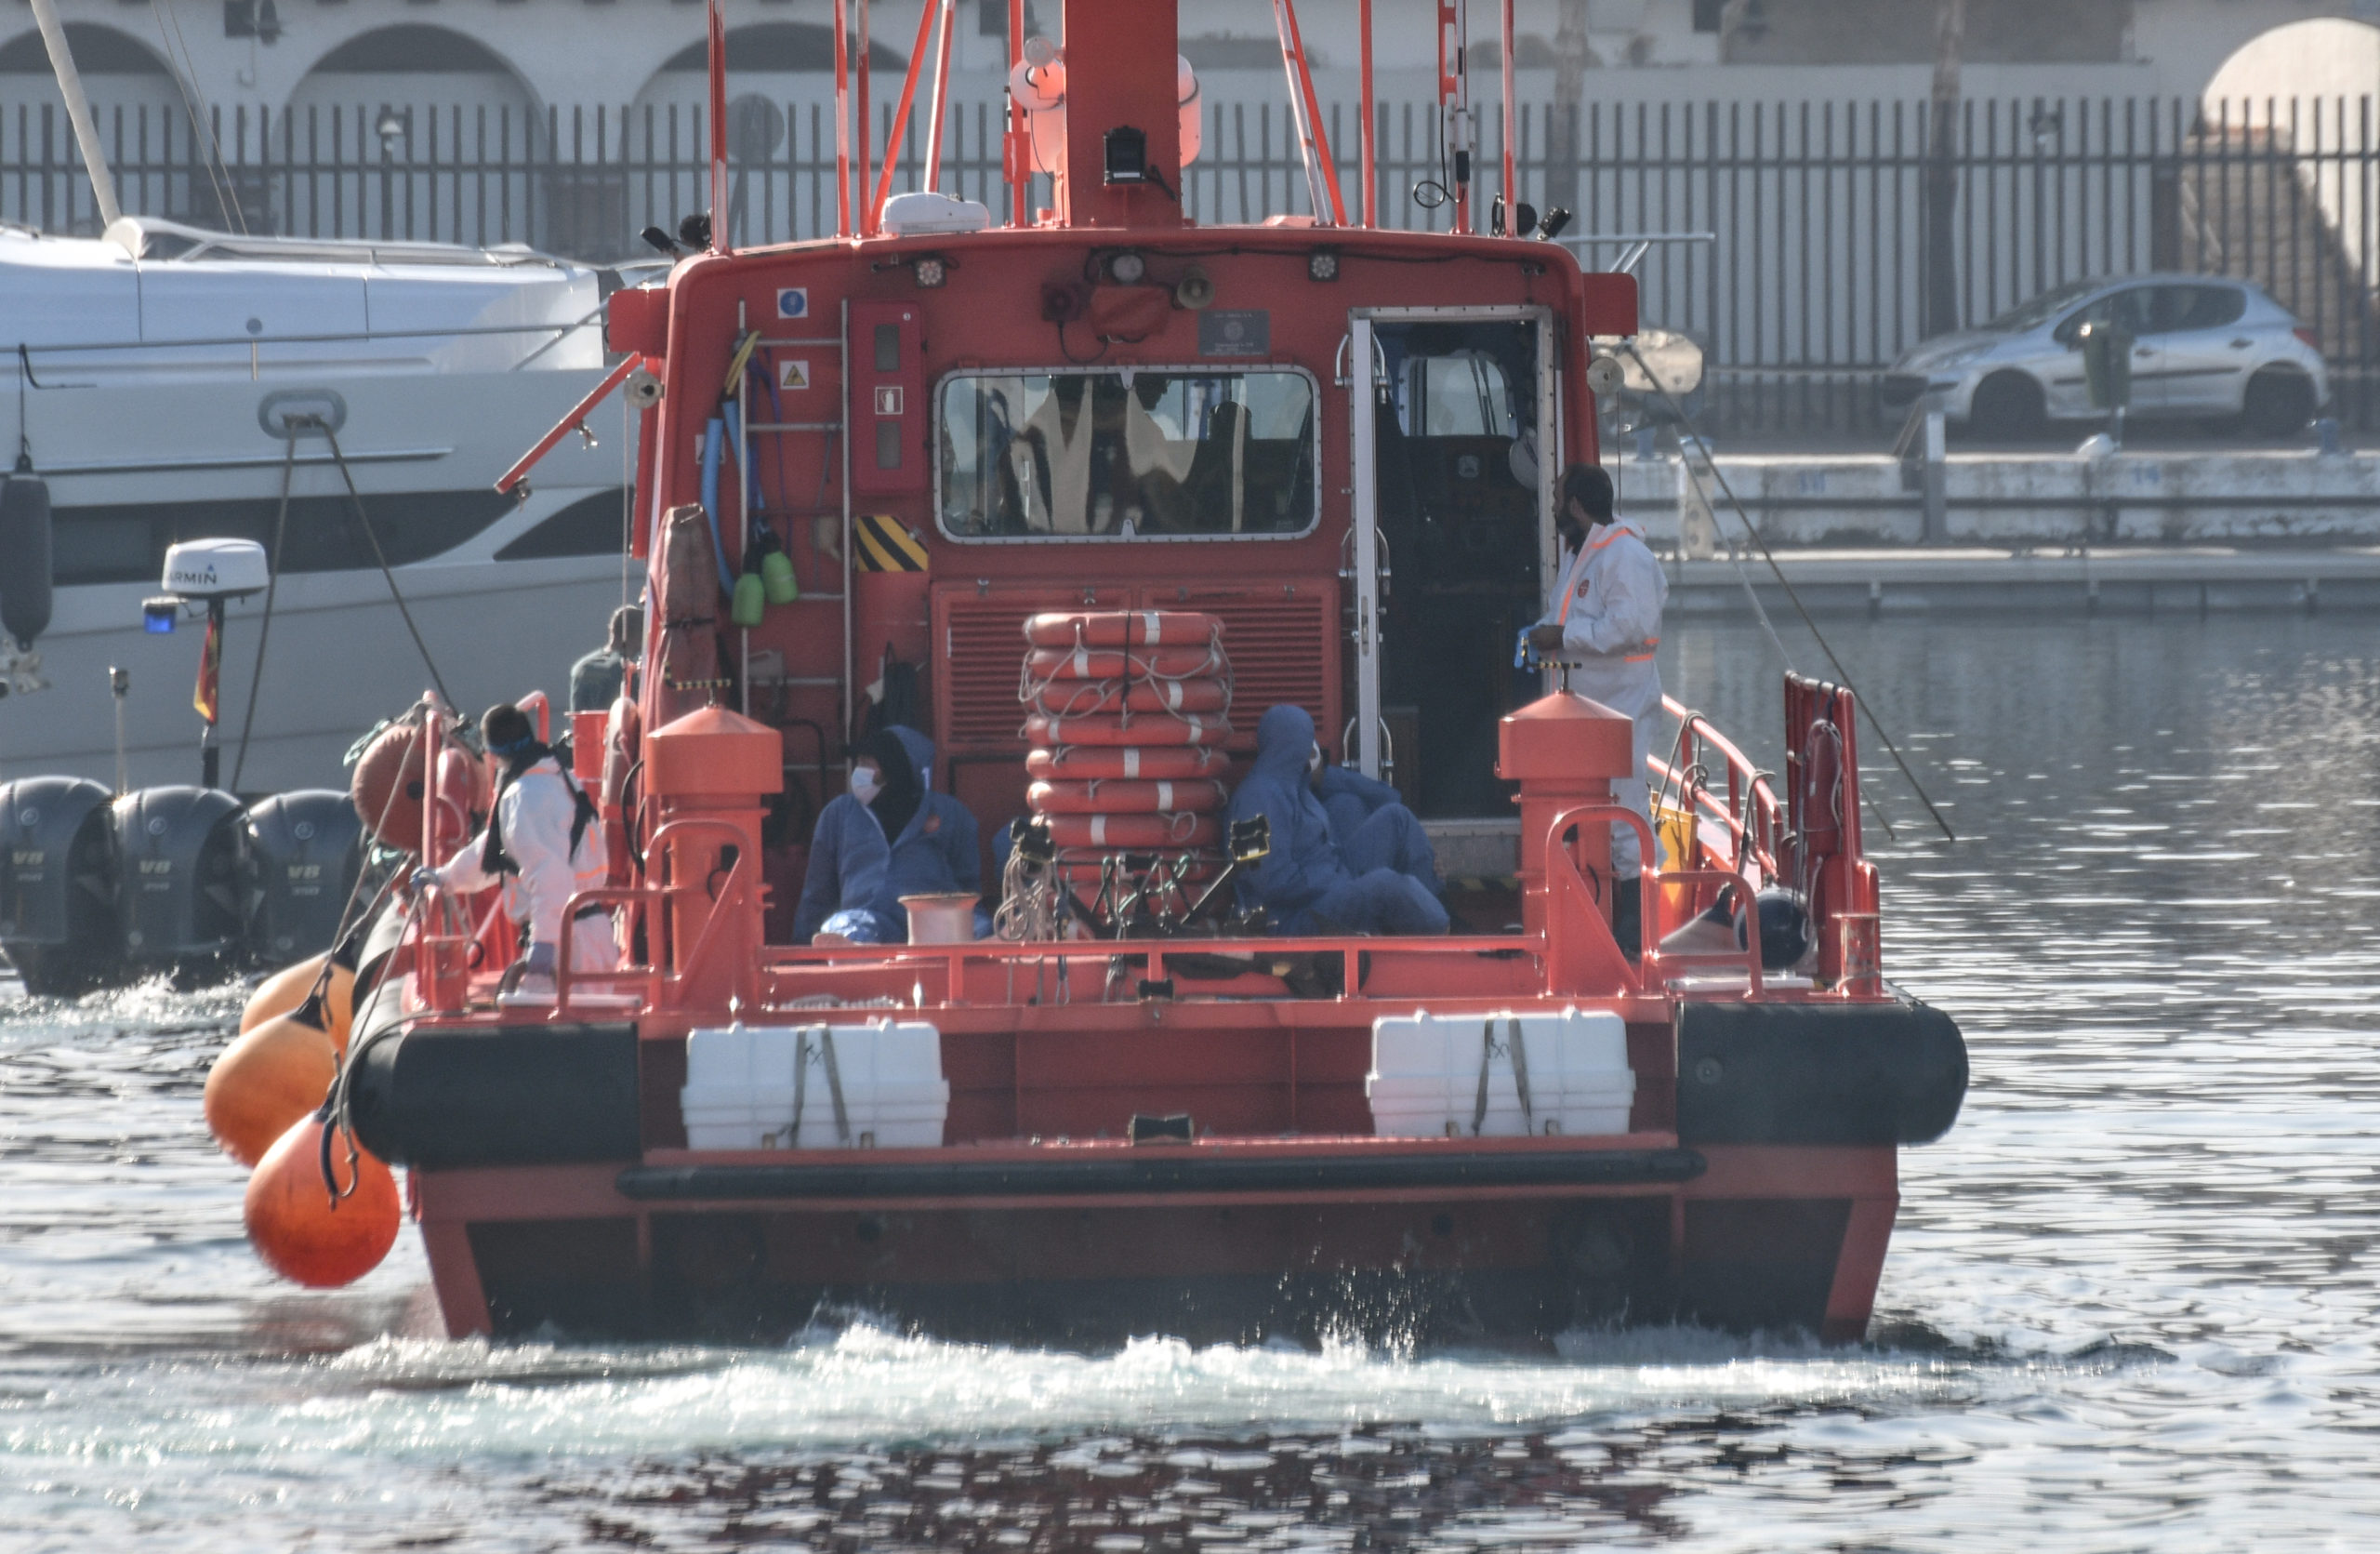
[1307,250,1339,282]
[913,257,948,288]
[1229,815,1271,864]
[1535,206,1573,241]
[1106,250,1146,286]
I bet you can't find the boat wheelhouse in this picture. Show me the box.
[337,0,1966,1346]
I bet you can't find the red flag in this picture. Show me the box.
[193,613,220,724]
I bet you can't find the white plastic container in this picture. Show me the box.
[681,1019,950,1150]
[1367,1007,1635,1137]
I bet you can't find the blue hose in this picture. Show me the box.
[698,418,734,593]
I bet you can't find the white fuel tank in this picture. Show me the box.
[681,1019,950,1150]
[1368,1007,1635,1138]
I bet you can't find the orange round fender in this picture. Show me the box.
[244,1114,401,1288]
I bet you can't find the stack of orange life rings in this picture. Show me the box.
[1019,611,1233,850]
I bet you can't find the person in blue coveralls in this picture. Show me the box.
[1227,703,1448,936]
[794,724,983,946]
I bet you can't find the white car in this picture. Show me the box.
[1880,274,2330,439]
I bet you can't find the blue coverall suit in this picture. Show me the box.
[1227,704,1448,936]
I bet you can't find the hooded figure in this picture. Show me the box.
[1226,704,1448,936]
[1527,463,1668,946]
[794,724,983,945]
[421,703,615,990]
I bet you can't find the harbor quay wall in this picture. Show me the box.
[1608,448,2380,614]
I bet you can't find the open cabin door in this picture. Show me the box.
[1345,307,1559,813]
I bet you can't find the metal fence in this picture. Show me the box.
[7,91,2374,438]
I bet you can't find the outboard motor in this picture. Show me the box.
[239,790,365,968]
[0,777,121,994]
[112,787,246,982]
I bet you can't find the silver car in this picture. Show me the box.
[1880,274,2329,438]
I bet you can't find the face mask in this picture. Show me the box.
[850,768,881,804]
[1307,742,1324,777]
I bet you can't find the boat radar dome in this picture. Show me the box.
[880,192,993,236]
[162,538,269,601]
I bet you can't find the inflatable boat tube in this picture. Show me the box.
[1025,644,1226,682]
[349,1019,641,1169]
[1676,996,1968,1147]
[1027,778,1228,816]
[1025,711,1231,748]
[1044,813,1221,849]
[1031,678,1231,718]
[1026,746,1233,782]
[1024,611,1222,650]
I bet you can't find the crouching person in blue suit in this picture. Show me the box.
[1226,704,1448,936]
[794,724,984,946]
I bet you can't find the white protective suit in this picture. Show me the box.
[434,754,618,978]
[1546,515,1670,878]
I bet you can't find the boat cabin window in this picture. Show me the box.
[936,367,1317,539]
[1401,352,1515,439]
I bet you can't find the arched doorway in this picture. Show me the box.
[284,25,543,246]
[629,23,907,248]
[2192,20,2378,364]
[0,24,198,233]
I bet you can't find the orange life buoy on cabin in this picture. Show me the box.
[1023,610,1223,650]
[1025,643,1226,682]
[1030,677,1232,718]
[1025,711,1233,748]
[1025,745,1233,782]
[1043,812,1222,850]
[1027,777,1228,816]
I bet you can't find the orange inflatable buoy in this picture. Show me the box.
[1028,778,1228,816]
[244,1113,401,1288]
[350,721,484,849]
[240,954,355,1055]
[1044,812,1222,850]
[1031,677,1232,718]
[1025,711,1232,748]
[1025,745,1232,782]
[205,1014,339,1167]
[1023,610,1223,650]
[1025,644,1225,682]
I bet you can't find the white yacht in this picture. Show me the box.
[0,217,639,794]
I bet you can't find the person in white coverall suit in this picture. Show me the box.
[1526,462,1668,952]
[415,702,617,991]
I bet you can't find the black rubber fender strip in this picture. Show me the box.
[616,1148,1708,1202]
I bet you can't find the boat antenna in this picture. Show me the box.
[706,0,732,254]
[28,0,122,231]
[1623,341,1957,845]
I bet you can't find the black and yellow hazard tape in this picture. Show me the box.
[853,513,930,573]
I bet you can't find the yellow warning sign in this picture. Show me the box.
[779,359,812,391]
[853,513,929,573]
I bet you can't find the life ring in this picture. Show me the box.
[1025,745,1232,781]
[1029,677,1231,718]
[1044,812,1222,849]
[1024,611,1223,650]
[1025,644,1225,682]
[1027,778,1228,816]
[1025,711,1232,748]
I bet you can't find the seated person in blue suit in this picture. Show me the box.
[1226,704,1448,936]
[794,724,984,946]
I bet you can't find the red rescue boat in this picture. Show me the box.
[330,0,1964,1347]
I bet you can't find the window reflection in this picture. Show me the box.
[937,368,1316,538]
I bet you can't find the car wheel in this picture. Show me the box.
[1967,372,2045,441]
[2242,368,2316,439]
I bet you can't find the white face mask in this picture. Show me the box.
[850,767,881,804]
[1307,742,1324,777]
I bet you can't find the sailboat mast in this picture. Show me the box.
[27,0,123,231]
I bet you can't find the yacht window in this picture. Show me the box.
[936,368,1317,538]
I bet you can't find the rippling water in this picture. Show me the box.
[7,615,2379,1550]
